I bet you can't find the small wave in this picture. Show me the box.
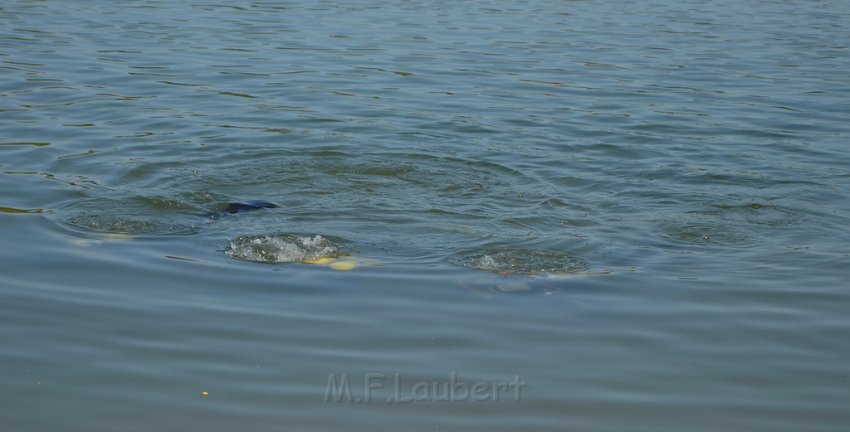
[450,249,590,275]
[226,234,344,264]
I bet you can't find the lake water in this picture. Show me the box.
[2,0,849,430]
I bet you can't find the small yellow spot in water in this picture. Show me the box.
[329,261,358,271]
[303,257,337,265]
[201,391,209,396]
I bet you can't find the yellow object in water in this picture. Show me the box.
[329,261,358,271]
[303,257,337,265]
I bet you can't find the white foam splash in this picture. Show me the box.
[226,234,341,263]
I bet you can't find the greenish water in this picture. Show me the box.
[2,0,849,430]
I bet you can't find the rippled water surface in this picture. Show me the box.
[2,1,849,430]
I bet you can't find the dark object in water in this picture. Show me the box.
[204,200,278,218]
[220,200,278,214]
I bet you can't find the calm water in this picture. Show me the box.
[2,0,849,430]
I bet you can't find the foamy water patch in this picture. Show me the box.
[225,234,345,264]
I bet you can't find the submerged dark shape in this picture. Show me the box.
[203,199,278,218]
[220,200,278,214]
